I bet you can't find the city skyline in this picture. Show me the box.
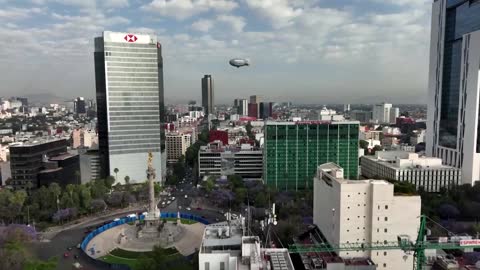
[1,0,431,104]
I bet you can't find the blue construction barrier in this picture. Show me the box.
[80,212,209,252]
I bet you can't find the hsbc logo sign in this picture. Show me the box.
[124,34,138,43]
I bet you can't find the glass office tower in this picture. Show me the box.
[94,31,164,183]
[264,121,359,191]
[426,0,480,185]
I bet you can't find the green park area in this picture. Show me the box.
[100,247,194,270]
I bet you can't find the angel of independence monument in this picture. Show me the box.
[138,152,162,238]
[132,152,183,247]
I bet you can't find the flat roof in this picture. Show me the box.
[361,154,458,170]
[9,138,66,148]
[49,152,77,161]
[266,120,359,125]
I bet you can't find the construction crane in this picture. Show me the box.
[289,215,480,270]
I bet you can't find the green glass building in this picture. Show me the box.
[264,121,359,191]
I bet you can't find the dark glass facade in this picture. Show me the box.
[9,139,68,189]
[439,0,480,148]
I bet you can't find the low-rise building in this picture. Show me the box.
[199,218,295,270]
[198,141,262,179]
[166,132,192,163]
[360,151,461,192]
[313,163,421,270]
[410,129,426,145]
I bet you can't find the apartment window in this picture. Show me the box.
[220,262,225,270]
[377,228,379,233]
[384,252,387,256]
[383,263,387,268]
[384,228,388,233]
[385,205,388,210]
[385,217,388,221]
[205,262,210,270]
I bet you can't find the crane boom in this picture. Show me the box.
[288,216,480,270]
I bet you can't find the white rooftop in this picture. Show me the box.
[362,151,457,170]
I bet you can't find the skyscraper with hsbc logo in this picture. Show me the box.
[94,31,164,184]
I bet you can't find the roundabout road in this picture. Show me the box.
[32,203,224,269]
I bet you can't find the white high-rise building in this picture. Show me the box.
[239,99,248,116]
[426,0,480,185]
[372,103,392,123]
[313,163,421,270]
[94,31,164,184]
[389,107,400,124]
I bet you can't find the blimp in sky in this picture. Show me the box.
[229,58,250,68]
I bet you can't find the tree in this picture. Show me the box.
[228,175,244,189]
[437,203,460,220]
[204,177,215,192]
[106,192,124,207]
[234,188,247,205]
[165,175,179,186]
[105,176,116,189]
[90,199,107,212]
[48,183,61,211]
[371,145,383,155]
[113,168,119,182]
[254,192,267,208]
[173,156,186,179]
[79,186,92,210]
[359,140,369,150]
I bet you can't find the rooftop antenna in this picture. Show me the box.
[264,203,277,248]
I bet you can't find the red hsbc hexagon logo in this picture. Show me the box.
[124,34,138,43]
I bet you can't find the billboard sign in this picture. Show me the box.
[459,239,480,246]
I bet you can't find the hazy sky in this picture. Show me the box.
[0,0,432,104]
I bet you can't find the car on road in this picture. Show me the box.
[178,206,182,209]
[184,195,188,198]
[186,207,191,211]
[172,197,176,201]
[64,252,70,258]
[67,247,73,251]
[167,200,171,204]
